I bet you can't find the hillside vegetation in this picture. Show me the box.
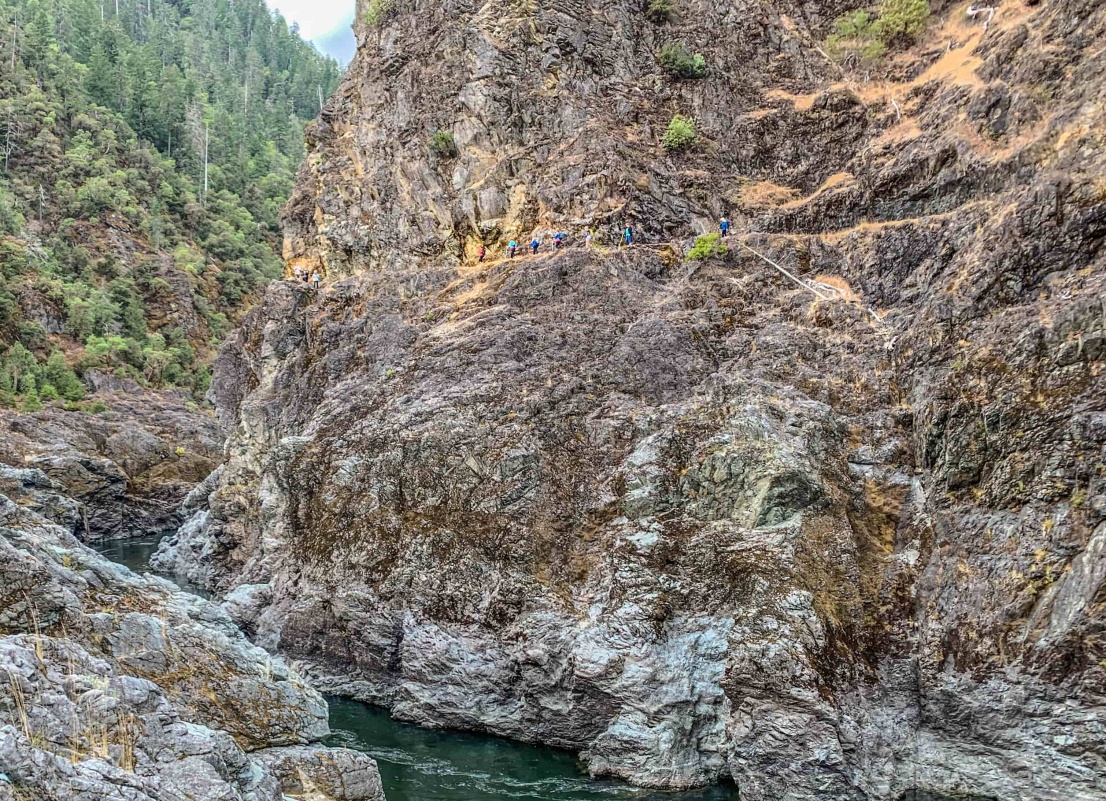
[0,0,339,407]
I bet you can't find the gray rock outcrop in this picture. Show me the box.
[0,470,386,801]
[0,388,224,541]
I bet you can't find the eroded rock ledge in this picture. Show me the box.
[0,383,224,542]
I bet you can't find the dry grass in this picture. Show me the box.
[739,180,801,209]
[781,171,854,209]
[64,704,141,772]
[764,88,819,111]
[812,274,862,302]
[6,670,32,741]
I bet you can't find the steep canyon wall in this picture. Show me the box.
[159,0,1106,798]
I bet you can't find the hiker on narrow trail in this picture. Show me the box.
[623,226,633,246]
[720,216,730,238]
[478,245,486,263]
[312,271,321,289]
[530,237,540,255]
[554,232,565,250]
[508,240,518,259]
[585,230,593,249]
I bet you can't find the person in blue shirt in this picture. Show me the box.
[531,237,540,255]
[508,240,517,259]
[623,226,633,246]
[720,216,730,238]
[553,232,565,250]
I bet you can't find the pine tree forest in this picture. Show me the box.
[0,0,340,407]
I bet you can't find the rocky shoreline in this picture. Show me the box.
[0,459,386,801]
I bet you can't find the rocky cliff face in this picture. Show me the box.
[159,0,1106,798]
[0,381,224,541]
[0,465,386,801]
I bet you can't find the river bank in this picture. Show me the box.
[100,534,743,801]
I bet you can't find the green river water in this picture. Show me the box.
[97,535,742,801]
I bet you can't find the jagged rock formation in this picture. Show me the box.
[0,382,223,541]
[160,0,1105,798]
[0,466,386,801]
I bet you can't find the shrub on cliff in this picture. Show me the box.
[646,0,676,23]
[826,11,888,61]
[826,0,930,62]
[662,115,698,151]
[364,0,394,25]
[43,352,85,402]
[658,43,707,79]
[687,233,727,260]
[873,0,931,42]
[429,130,459,159]
[21,384,42,412]
[0,343,37,397]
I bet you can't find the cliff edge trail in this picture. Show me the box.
[158,0,1105,798]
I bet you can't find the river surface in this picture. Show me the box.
[95,534,212,599]
[95,534,742,801]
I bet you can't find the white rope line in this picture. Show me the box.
[734,240,834,301]
[966,4,996,28]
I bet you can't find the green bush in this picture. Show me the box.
[873,0,931,41]
[43,352,85,401]
[646,0,677,23]
[21,387,42,412]
[39,384,59,401]
[830,11,874,40]
[658,43,706,79]
[687,233,727,261]
[826,0,929,61]
[16,321,47,350]
[0,285,16,329]
[0,186,24,236]
[662,114,698,151]
[429,130,459,159]
[0,343,38,395]
[364,0,393,25]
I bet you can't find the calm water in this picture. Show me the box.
[326,696,741,801]
[93,533,212,599]
[94,534,743,800]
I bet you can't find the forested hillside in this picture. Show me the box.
[0,0,339,407]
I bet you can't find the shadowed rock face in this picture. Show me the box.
[0,386,224,541]
[159,0,1106,798]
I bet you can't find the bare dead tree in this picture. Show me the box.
[2,107,23,172]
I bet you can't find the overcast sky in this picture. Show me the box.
[269,0,356,64]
